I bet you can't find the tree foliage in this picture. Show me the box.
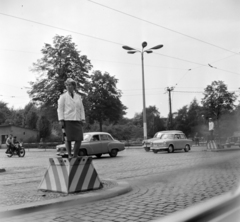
[29,35,92,107]
[173,105,189,134]
[0,101,11,125]
[132,106,166,138]
[86,70,127,131]
[173,98,209,137]
[201,80,237,120]
[11,109,24,126]
[23,103,39,129]
[37,115,51,139]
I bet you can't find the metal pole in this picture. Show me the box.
[167,87,173,130]
[141,52,147,140]
[169,88,172,128]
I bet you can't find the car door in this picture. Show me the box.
[89,134,104,155]
[179,133,187,148]
[173,134,181,149]
[99,134,112,153]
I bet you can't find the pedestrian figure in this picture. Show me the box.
[195,132,200,146]
[57,78,86,159]
[209,118,214,141]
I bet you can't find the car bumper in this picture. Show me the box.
[150,146,168,151]
[56,151,68,156]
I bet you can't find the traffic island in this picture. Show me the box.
[0,179,131,219]
[38,156,102,193]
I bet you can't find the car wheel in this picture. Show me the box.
[144,147,150,152]
[184,144,190,152]
[168,145,174,153]
[78,149,87,156]
[153,150,158,154]
[109,149,118,157]
[96,154,102,158]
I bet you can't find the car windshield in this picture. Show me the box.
[83,133,92,141]
[161,134,174,139]
[153,132,163,138]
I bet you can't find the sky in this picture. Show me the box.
[0,0,240,118]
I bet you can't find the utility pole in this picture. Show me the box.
[166,87,174,129]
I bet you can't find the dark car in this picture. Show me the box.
[142,130,183,152]
[56,132,125,158]
[150,130,192,153]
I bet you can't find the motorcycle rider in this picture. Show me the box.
[13,136,19,148]
[5,134,14,154]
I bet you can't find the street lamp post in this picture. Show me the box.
[122,42,163,140]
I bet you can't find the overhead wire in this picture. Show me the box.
[1,5,240,104]
[88,0,240,56]
[87,0,240,81]
[0,12,238,75]
[0,12,123,47]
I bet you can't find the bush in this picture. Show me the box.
[44,134,62,142]
[24,136,39,143]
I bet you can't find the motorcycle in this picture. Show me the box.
[6,142,25,158]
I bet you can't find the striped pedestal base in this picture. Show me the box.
[38,157,102,193]
[207,140,224,151]
[207,140,217,150]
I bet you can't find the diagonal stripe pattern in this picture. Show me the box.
[207,140,217,150]
[38,157,102,193]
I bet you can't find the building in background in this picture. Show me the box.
[0,124,39,146]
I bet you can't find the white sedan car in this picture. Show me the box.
[150,130,192,153]
[56,132,125,158]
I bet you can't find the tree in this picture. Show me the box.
[0,101,11,125]
[29,35,92,108]
[201,80,237,136]
[25,111,38,129]
[187,98,204,136]
[132,106,165,138]
[39,105,58,123]
[24,103,39,129]
[37,116,51,139]
[201,81,237,121]
[146,106,165,137]
[86,70,127,131]
[173,105,189,135]
[11,109,24,126]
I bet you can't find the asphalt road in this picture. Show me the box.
[1,146,240,222]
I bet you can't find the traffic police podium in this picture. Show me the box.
[38,156,102,193]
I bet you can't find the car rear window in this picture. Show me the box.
[179,134,186,139]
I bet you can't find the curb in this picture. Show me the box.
[204,147,240,152]
[0,179,132,218]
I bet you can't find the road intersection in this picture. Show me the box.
[1,146,240,221]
